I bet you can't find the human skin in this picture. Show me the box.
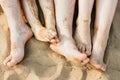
[90,0,118,71]
[50,0,89,64]
[74,0,94,56]
[0,0,33,67]
[75,0,118,71]
[22,0,58,43]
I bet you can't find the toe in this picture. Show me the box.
[48,30,56,38]
[7,59,17,67]
[85,58,90,62]
[49,32,55,37]
[90,60,101,69]
[74,54,87,63]
[56,38,59,43]
[101,66,106,71]
[78,45,83,52]
[50,39,57,44]
[100,67,106,71]
[50,36,59,44]
[100,64,106,71]
[73,54,88,65]
[47,33,56,41]
[81,45,86,53]
[44,37,50,42]
[3,55,12,66]
[54,36,59,42]
[85,51,91,56]
[81,58,89,65]
[86,46,91,56]
[50,30,57,36]
[79,54,87,60]
[50,44,57,50]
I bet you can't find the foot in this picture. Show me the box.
[90,59,106,71]
[3,25,33,67]
[74,26,91,56]
[90,48,106,71]
[32,25,59,44]
[50,37,89,65]
[90,30,107,71]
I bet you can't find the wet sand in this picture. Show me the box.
[0,1,120,80]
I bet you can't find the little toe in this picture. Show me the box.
[3,55,12,65]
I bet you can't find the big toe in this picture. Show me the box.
[7,59,17,67]
[74,54,87,63]
[100,67,106,71]
[50,37,59,44]
[80,54,87,60]
[50,43,57,49]
[81,58,89,65]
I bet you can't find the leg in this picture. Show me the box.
[39,0,56,32]
[74,0,94,56]
[90,0,118,71]
[39,0,59,43]
[50,0,89,64]
[1,0,33,67]
[22,0,57,43]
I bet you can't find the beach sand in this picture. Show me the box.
[0,1,120,80]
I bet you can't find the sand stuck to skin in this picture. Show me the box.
[0,1,120,80]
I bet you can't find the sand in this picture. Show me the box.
[0,1,120,80]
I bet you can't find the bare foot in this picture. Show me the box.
[74,25,91,56]
[3,25,33,67]
[90,30,107,71]
[50,37,89,65]
[21,0,58,43]
[31,24,59,43]
[90,52,106,71]
[90,59,106,71]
